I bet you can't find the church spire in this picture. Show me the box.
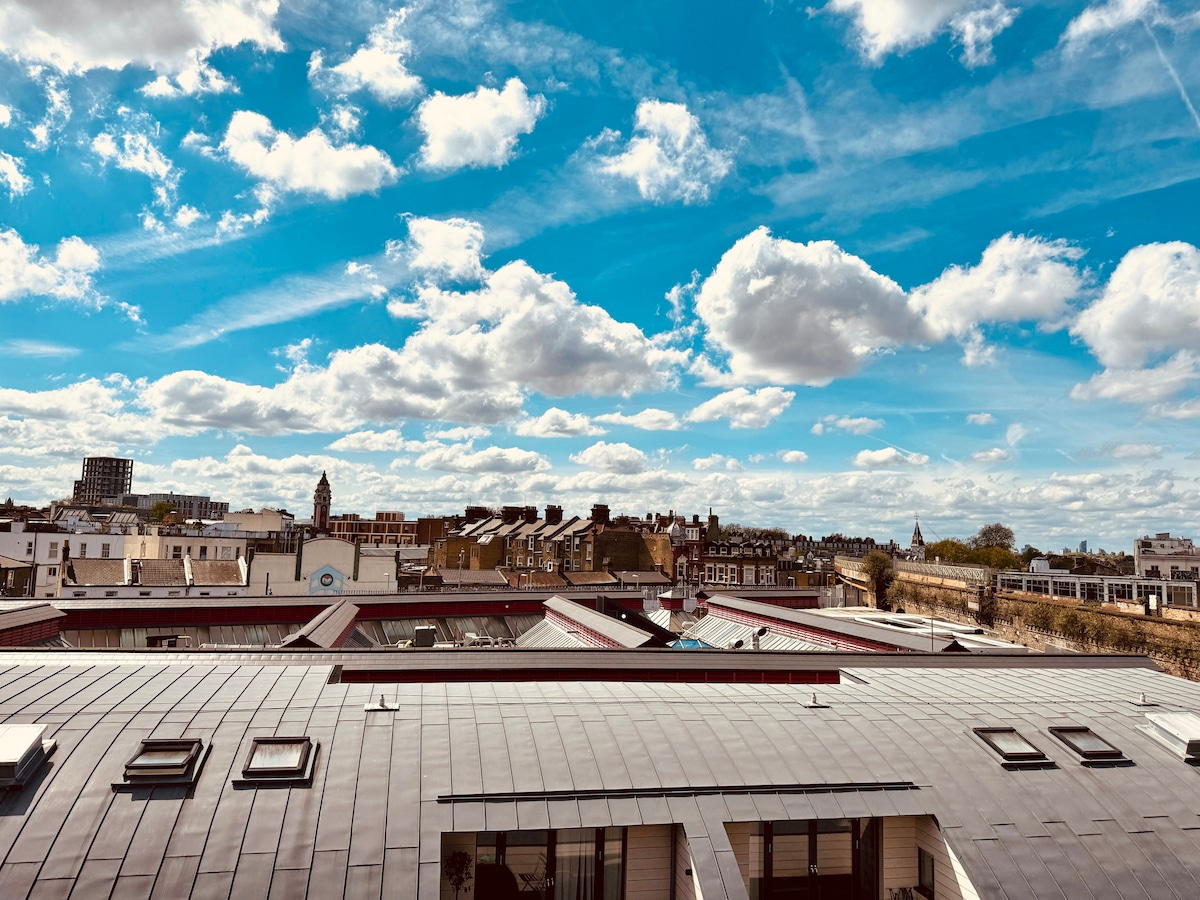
[909,516,926,561]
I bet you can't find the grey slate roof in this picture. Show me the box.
[65,558,126,586]
[0,650,1198,898]
[138,558,188,586]
[188,559,243,586]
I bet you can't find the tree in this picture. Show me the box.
[1020,545,1043,566]
[925,538,975,564]
[149,501,177,523]
[969,523,1015,550]
[861,550,895,610]
[443,850,473,899]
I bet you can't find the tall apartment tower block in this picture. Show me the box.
[72,457,133,506]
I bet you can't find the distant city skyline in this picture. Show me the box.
[1,0,1199,547]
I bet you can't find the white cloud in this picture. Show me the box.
[0,152,30,197]
[693,227,922,386]
[1072,242,1200,370]
[571,441,649,473]
[1110,442,1165,460]
[827,0,1018,63]
[910,233,1085,363]
[416,442,549,474]
[426,425,491,442]
[308,10,422,104]
[220,110,400,200]
[513,408,605,438]
[966,412,995,425]
[401,258,685,400]
[853,447,930,469]
[174,205,203,228]
[951,2,1018,67]
[686,387,795,429]
[416,78,545,171]
[1062,0,1160,49]
[596,99,731,204]
[322,104,362,140]
[811,415,884,435]
[27,78,70,151]
[326,429,408,452]
[0,105,10,127]
[972,447,1012,463]
[593,408,682,431]
[391,216,486,284]
[1071,353,1200,404]
[693,453,743,472]
[0,0,282,93]
[780,450,809,464]
[1006,423,1028,446]
[2,339,79,358]
[92,129,178,207]
[0,227,101,305]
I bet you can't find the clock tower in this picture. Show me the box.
[313,471,331,532]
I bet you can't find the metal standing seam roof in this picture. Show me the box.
[279,599,363,648]
[0,653,1198,898]
[536,596,655,648]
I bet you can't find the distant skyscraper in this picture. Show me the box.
[1078,540,1088,554]
[72,457,133,506]
[313,471,331,532]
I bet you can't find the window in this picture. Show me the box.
[234,736,318,786]
[49,542,58,557]
[199,546,208,560]
[1049,726,1130,765]
[101,543,111,559]
[116,738,206,789]
[25,542,32,556]
[78,543,87,558]
[220,546,232,560]
[172,546,182,559]
[974,727,1053,768]
[47,567,57,577]
[105,590,117,598]
[917,847,935,898]
[139,591,151,597]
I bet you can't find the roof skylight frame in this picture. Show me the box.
[973,727,1055,769]
[114,737,208,790]
[0,724,58,789]
[232,736,318,787]
[1049,726,1132,767]
[1139,711,1200,764]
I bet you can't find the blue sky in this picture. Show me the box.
[1,0,1199,550]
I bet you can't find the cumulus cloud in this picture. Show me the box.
[513,408,605,438]
[910,233,1085,364]
[220,110,400,200]
[0,152,30,197]
[971,447,1012,463]
[853,447,930,469]
[391,216,486,284]
[686,387,795,429]
[1071,353,1200,405]
[92,128,178,207]
[1062,0,1160,49]
[308,9,422,104]
[1073,242,1200,370]
[811,415,884,435]
[415,442,549,474]
[416,78,545,171]
[596,99,731,203]
[326,429,409,452]
[571,441,649,473]
[0,228,102,305]
[593,408,682,431]
[966,412,995,425]
[693,454,743,472]
[693,227,922,386]
[780,450,809,464]
[0,0,282,94]
[827,0,1018,64]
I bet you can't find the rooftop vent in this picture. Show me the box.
[0,724,57,788]
[1140,712,1200,763]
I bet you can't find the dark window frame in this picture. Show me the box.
[116,737,207,789]
[233,736,318,787]
[973,727,1054,769]
[1049,726,1131,766]
[917,846,935,898]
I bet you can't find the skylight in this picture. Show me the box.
[1049,726,1131,766]
[973,727,1054,769]
[115,738,207,789]
[233,736,318,786]
[1139,712,1200,764]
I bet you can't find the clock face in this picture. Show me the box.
[319,573,334,587]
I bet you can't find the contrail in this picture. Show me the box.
[1142,18,1200,135]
